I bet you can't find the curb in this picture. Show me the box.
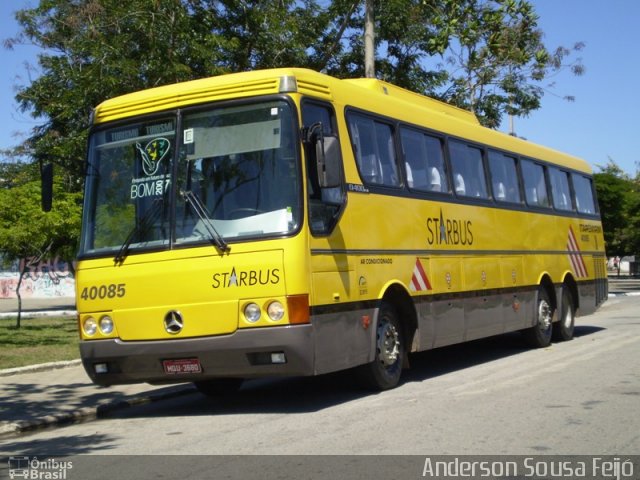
[608,292,640,297]
[0,310,77,319]
[0,359,82,377]
[0,386,197,439]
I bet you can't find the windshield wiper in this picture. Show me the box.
[182,190,230,253]
[114,199,163,265]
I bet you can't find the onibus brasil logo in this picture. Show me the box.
[8,456,73,479]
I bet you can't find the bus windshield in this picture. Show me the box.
[80,100,301,257]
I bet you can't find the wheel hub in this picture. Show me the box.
[538,300,552,330]
[377,322,400,366]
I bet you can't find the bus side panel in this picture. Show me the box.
[577,279,597,316]
[463,293,505,341]
[577,254,608,316]
[312,306,377,375]
[428,257,465,348]
[310,243,372,374]
[430,299,465,348]
[463,258,504,341]
[414,296,435,351]
[500,256,530,331]
[502,289,536,334]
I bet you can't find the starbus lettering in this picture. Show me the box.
[212,267,280,288]
[426,209,473,246]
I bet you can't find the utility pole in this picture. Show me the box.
[364,0,375,78]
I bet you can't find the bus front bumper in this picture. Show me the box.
[79,324,315,386]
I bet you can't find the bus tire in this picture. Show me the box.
[553,288,575,341]
[194,378,243,397]
[356,302,404,390]
[524,287,554,348]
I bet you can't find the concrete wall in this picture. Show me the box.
[0,256,75,298]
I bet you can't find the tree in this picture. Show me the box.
[426,0,584,128]
[0,162,81,327]
[6,0,338,189]
[318,0,584,129]
[593,160,640,259]
[622,171,640,257]
[7,1,585,182]
[4,0,585,264]
[7,0,219,188]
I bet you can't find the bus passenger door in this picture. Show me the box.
[302,101,363,374]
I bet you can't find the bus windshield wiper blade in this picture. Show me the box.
[182,190,230,253]
[114,199,163,265]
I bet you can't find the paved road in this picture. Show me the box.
[1,295,638,480]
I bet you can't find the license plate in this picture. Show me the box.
[162,358,202,375]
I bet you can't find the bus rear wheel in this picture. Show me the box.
[553,288,575,341]
[356,302,404,390]
[524,287,554,348]
[194,378,243,398]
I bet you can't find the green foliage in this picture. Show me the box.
[423,0,584,128]
[317,0,584,128]
[3,0,586,265]
[593,160,640,257]
[0,163,82,265]
[7,1,585,185]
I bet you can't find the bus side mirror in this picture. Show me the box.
[316,134,342,189]
[41,162,53,212]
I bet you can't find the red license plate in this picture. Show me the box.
[162,358,202,375]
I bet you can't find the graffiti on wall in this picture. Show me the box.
[0,256,75,298]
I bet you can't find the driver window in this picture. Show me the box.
[302,101,344,235]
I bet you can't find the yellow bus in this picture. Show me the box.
[74,68,607,393]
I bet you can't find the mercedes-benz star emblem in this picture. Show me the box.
[164,310,184,334]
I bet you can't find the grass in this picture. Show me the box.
[0,316,80,370]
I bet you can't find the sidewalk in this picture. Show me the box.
[0,362,195,438]
[0,296,76,318]
[607,274,640,296]
[0,296,195,439]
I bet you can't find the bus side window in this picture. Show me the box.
[376,123,400,186]
[350,115,381,184]
[572,173,597,214]
[455,173,466,196]
[522,159,550,208]
[400,127,428,190]
[400,127,449,193]
[449,141,468,196]
[488,150,521,203]
[549,167,573,211]
[348,112,400,188]
[424,135,448,193]
[449,140,488,199]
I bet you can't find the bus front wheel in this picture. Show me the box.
[524,287,554,348]
[356,302,404,390]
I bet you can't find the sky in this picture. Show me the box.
[1,0,639,176]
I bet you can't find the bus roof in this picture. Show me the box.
[92,67,592,174]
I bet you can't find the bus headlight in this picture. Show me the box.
[267,301,285,321]
[99,315,114,335]
[83,317,98,336]
[244,303,261,323]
